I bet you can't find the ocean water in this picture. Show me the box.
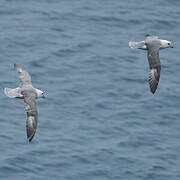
[0,0,180,179]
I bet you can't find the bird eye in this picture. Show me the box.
[168,43,170,45]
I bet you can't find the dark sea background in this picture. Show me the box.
[0,0,180,179]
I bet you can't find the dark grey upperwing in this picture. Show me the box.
[22,90,37,142]
[14,64,32,87]
[147,46,161,94]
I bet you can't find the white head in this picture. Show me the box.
[35,89,45,98]
[160,40,173,49]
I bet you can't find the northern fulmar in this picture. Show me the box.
[4,64,45,142]
[129,35,173,94]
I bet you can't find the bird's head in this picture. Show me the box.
[36,89,45,98]
[160,40,173,49]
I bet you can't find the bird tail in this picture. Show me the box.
[4,88,23,98]
[129,41,147,50]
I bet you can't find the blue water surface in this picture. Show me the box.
[0,0,180,179]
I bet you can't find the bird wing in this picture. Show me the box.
[14,64,32,87]
[22,90,38,142]
[147,46,161,94]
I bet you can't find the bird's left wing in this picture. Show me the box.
[14,64,32,88]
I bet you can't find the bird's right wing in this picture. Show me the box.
[22,90,38,142]
[149,67,161,94]
[14,64,32,87]
[147,47,161,94]
[129,41,147,50]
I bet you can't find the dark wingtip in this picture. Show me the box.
[27,132,35,142]
[14,64,19,69]
[28,136,33,142]
[150,88,156,94]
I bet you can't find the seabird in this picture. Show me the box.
[129,35,173,94]
[4,64,45,142]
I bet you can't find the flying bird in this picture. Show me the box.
[129,35,173,94]
[4,64,45,142]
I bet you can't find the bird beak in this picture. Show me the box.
[171,45,174,48]
[42,95,45,98]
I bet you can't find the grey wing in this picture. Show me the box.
[14,64,32,87]
[147,47,161,94]
[129,41,147,50]
[23,91,38,142]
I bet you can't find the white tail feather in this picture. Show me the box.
[4,88,23,98]
[129,41,147,50]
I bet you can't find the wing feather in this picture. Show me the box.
[146,41,161,94]
[149,67,161,94]
[22,90,37,142]
[14,64,32,87]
